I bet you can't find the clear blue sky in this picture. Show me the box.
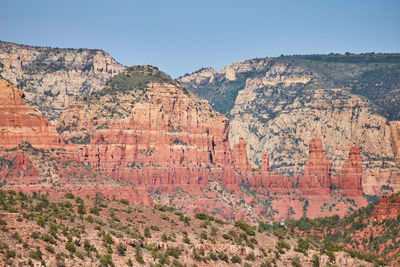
[1,0,399,77]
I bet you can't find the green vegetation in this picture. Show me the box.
[170,138,188,146]
[0,189,388,266]
[258,192,400,266]
[67,135,91,145]
[95,65,178,96]
[234,220,256,236]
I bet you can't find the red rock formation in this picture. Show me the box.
[333,146,363,196]
[0,74,368,221]
[0,78,63,149]
[299,138,332,195]
[260,152,270,172]
[372,193,400,221]
[232,138,252,172]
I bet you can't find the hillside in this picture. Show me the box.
[179,53,400,196]
[0,40,125,123]
[0,190,373,267]
[269,192,400,266]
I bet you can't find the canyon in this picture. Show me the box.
[0,66,366,222]
[0,42,399,223]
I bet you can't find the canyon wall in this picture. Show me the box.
[180,55,400,196]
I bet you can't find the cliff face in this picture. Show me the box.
[180,54,400,196]
[52,66,366,221]
[0,41,125,123]
[372,193,400,221]
[57,66,233,190]
[0,78,63,149]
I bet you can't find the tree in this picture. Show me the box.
[312,253,320,267]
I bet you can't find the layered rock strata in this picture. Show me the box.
[180,55,400,197]
[372,193,400,221]
[0,68,367,221]
[0,78,63,149]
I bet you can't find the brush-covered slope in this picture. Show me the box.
[276,192,400,266]
[0,41,125,122]
[179,53,400,196]
[0,190,373,267]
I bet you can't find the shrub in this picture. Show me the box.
[99,254,114,267]
[65,242,76,253]
[116,242,126,256]
[75,196,84,204]
[31,231,40,239]
[12,231,22,242]
[200,232,208,240]
[246,252,256,261]
[120,198,130,205]
[277,240,291,250]
[41,233,56,244]
[135,248,145,264]
[150,225,160,231]
[29,247,42,260]
[77,203,86,215]
[234,220,255,236]
[231,255,242,263]
[89,206,100,216]
[218,251,229,262]
[194,212,214,221]
[159,253,170,265]
[64,192,75,199]
[312,253,320,267]
[37,216,45,227]
[183,235,190,244]
[292,257,301,267]
[144,227,151,238]
[210,251,218,260]
[5,249,16,259]
[166,247,182,258]
[103,233,114,245]
[45,245,55,254]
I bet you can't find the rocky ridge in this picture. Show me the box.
[179,54,400,196]
[0,40,125,123]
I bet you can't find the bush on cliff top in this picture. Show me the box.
[94,65,178,96]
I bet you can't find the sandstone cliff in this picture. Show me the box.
[180,54,400,196]
[0,78,63,149]
[53,66,366,221]
[372,192,400,221]
[0,40,125,123]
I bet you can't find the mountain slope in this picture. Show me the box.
[179,53,400,196]
[0,190,373,267]
[276,192,400,266]
[0,40,125,123]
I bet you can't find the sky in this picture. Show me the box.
[1,0,399,77]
